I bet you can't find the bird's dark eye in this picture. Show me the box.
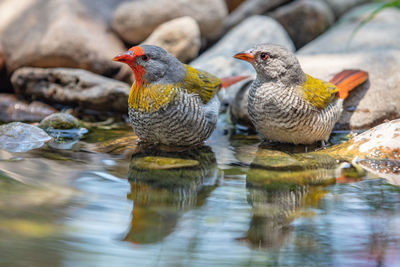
[260,53,268,60]
[141,55,149,61]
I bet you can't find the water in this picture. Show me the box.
[0,118,399,267]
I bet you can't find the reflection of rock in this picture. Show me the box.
[142,17,201,62]
[125,145,219,244]
[0,94,57,122]
[0,122,52,153]
[244,146,338,248]
[112,0,227,43]
[11,67,130,114]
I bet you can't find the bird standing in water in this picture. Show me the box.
[234,43,368,145]
[113,45,246,146]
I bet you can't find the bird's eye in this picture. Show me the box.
[260,53,268,60]
[141,55,149,61]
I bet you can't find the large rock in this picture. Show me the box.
[1,0,127,79]
[298,4,400,55]
[192,15,294,105]
[224,0,291,30]
[11,67,130,114]
[0,94,57,122]
[324,0,370,18]
[0,122,52,153]
[271,0,334,49]
[112,0,227,43]
[142,17,201,62]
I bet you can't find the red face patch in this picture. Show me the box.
[129,46,144,57]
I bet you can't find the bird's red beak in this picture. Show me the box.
[233,51,254,63]
[112,51,134,64]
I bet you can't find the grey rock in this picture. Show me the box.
[142,17,201,62]
[1,0,127,79]
[11,67,130,114]
[298,4,400,55]
[0,122,52,152]
[0,94,58,122]
[224,0,291,30]
[112,0,227,43]
[324,0,370,18]
[192,15,294,105]
[271,0,335,49]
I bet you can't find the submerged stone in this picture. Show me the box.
[0,122,52,152]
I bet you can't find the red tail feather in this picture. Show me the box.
[329,69,368,99]
[220,76,249,89]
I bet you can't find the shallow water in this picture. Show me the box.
[0,117,399,267]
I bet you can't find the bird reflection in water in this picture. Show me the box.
[124,144,220,244]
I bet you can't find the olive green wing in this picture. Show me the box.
[300,74,339,109]
[181,64,222,104]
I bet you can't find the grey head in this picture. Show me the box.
[234,43,306,85]
[113,45,186,84]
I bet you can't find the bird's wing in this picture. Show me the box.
[299,74,339,109]
[181,64,222,104]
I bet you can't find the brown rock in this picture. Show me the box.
[225,0,246,13]
[142,17,201,62]
[112,0,228,43]
[0,94,58,122]
[11,67,130,114]
[1,0,127,79]
[271,0,334,49]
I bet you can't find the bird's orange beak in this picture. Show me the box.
[233,51,254,63]
[112,50,134,64]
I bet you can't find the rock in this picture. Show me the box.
[11,67,130,114]
[0,94,58,122]
[0,122,52,153]
[271,0,335,49]
[1,0,127,79]
[225,0,246,13]
[39,113,80,130]
[191,15,294,108]
[142,17,201,62]
[229,80,254,129]
[298,4,400,55]
[0,42,4,72]
[112,0,228,43]
[224,0,291,30]
[324,0,370,18]
[323,119,400,185]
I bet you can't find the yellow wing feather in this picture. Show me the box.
[181,65,222,104]
[300,74,339,109]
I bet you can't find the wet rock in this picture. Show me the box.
[1,0,126,78]
[191,15,294,105]
[224,0,291,30]
[271,0,334,49]
[324,119,400,185]
[0,94,58,122]
[94,134,138,156]
[142,17,201,62]
[324,0,370,18]
[112,0,228,43]
[39,113,80,130]
[11,67,130,114]
[298,4,400,54]
[0,122,52,153]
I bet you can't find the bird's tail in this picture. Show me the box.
[329,69,368,99]
[220,76,249,89]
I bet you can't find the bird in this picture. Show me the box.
[233,43,368,145]
[113,45,247,146]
